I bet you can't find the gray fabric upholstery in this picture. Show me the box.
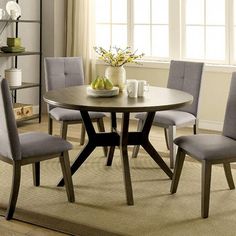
[136,110,196,126]
[175,72,236,161]
[44,57,84,112]
[44,57,84,91]
[135,60,203,126]
[174,134,236,161]
[50,107,105,121]
[44,57,105,120]
[223,72,236,140]
[19,132,72,158]
[0,77,73,161]
[0,78,21,160]
[167,60,204,116]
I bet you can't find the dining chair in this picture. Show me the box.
[132,60,204,168]
[0,77,75,220]
[171,72,236,218]
[44,57,107,155]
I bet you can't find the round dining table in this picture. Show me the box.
[43,85,193,205]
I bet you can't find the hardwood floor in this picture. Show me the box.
[0,114,214,235]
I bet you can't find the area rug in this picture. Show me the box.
[0,146,236,236]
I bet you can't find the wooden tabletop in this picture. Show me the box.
[43,85,193,113]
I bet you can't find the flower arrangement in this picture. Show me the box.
[94,46,144,67]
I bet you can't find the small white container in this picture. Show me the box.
[5,68,22,86]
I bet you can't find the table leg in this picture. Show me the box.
[120,112,134,205]
[57,142,96,186]
[141,112,173,179]
[142,141,173,179]
[57,110,97,187]
[106,112,117,166]
[58,110,120,187]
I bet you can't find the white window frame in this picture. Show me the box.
[95,0,236,68]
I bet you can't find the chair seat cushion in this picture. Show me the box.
[174,134,236,161]
[19,132,73,158]
[50,107,105,121]
[135,110,196,126]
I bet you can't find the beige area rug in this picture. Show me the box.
[0,145,236,236]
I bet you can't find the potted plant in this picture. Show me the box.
[94,46,144,91]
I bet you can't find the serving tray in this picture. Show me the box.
[87,86,119,97]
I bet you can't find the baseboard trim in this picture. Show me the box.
[198,120,223,132]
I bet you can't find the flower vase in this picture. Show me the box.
[105,66,126,91]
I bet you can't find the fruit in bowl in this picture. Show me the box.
[91,76,114,90]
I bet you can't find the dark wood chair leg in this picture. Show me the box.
[164,128,170,150]
[193,119,198,135]
[80,124,85,145]
[132,119,143,158]
[32,162,40,186]
[97,118,108,156]
[223,163,235,190]
[48,116,53,135]
[106,112,117,166]
[170,148,186,194]
[59,151,75,202]
[60,122,68,139]
[6,161,21,220]
[168,126,176,169]
[201,160,212,218]
[106,146,115,166]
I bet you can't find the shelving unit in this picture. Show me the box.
[0,0,42,123]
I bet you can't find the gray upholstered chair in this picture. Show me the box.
[171,72,236,218]
[133,60,204,168]
[44,57,107,155]
[0,77,74,220]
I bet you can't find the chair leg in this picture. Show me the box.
[201,160,212,218]
[97,118,108,156]
[168,126,176,169]
[32,162,40,186]
[132,119,143,158]
[48,116,53,135]
[164,128,170,150]
[170,148,186,194]
[60,122,68,139]
[59,151,75,202]
[193,118,199,135]
[106,146,116,166]
[6,161,21,220]
[80,124,86,145]
[223,163,235,190]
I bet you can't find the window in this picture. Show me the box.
[95,0,236,65]
[95,0,127,48]
[95,0,169,59]
[183,0,226,63]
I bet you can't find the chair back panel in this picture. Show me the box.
[167,60,204,116]
[44,57,84,91]
[223,72,236,139]
[0,78,21,160]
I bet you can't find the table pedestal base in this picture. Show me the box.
[58,111,173,205]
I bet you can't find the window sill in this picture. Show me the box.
[96,59,236,73]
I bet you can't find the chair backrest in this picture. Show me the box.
[44,57,84,91]
[167,60,204,116]
[0,78,21,160]
[223,72,236,139]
